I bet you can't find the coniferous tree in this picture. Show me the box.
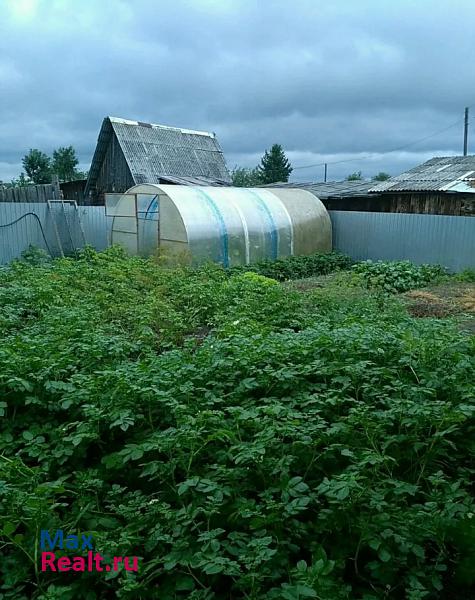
[257,144,293,184]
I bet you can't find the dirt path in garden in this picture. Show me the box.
[402,282,475,332]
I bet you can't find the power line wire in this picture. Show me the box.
[293,117,466,171]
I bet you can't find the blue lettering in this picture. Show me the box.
[81,534,93,550]
[65,535,79,550]
[40,529,63,550]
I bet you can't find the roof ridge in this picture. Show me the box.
[108,116,215,138]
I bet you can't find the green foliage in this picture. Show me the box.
[372,172,391,181]
[231,167,262,187]
[0,249,474,598]
[19,245,52,266]
[454,268,475,283]
[51,146,82,182]
[22,149,52,184]
[232,144,292,186]
[10,173,31,187]
[19,146,85,185]
[257,144,293,184]
[346,171,363,181]
[353,260,446,293]
[230,252,352,281]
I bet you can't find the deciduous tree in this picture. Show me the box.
[22,149,52,184]
[231,167,262,187]
[372,172,391,181]
[346,171,363,181]
[52,146,81,182]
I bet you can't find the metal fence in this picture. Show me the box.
[0,202,109,264]
[329,211,475,272]
[0,202,474,271]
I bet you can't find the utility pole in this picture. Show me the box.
[324,163,327,182]
[463,107,469,156]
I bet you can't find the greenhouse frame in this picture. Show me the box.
[106,184,332,266]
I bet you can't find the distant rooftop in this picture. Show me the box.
[263,179,376,199]
[369,156,475,193]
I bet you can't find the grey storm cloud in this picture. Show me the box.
[1,0,474,182]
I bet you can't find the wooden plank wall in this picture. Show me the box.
[93,135,134,204]
[0,183,61,203]
[390,193,463,216]
[324,193,474,216]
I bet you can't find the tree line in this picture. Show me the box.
[232,145,391,186]
[11,147,87,186]
[232,144,293,187]
[346,171,390,182]
[8,143,391,188]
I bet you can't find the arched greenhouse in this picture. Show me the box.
[106,184,332,266]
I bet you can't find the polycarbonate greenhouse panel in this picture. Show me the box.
[107,184,332,265]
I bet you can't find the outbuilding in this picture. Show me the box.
[84,117,231,204]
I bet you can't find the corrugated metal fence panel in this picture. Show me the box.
[78,206,110,251]
[0,203,111,264]
[0,202,50,263]
[1,203,474,271]
[330,211,475,271]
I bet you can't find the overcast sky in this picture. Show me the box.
[1,0,474,183]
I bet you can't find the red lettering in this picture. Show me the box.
[93,552,104,571]
[57,556,71,571]
[72,556,86,571]
[41,552,56,571]
[124,556,139,572]
[113,556,122,571]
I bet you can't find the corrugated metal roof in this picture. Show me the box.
[263,180,376,199]
[85,116,231,196]
[157,174,230,186]
[369,156,475,193]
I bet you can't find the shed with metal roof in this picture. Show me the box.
[84,117,231,204]
[368,156,475,215]
[369,156,475,193]
[267,157,475,216]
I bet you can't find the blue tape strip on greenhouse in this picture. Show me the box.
[247,190,278,259]
[145,196,159,220]
[196,189,229,267]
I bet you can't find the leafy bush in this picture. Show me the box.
[0,249,474,599]
[352,260,446,293]
[455,268,475,283]
[20,245,52,266]
[229,252,352,281]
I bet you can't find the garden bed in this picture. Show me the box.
[0,249,474,599]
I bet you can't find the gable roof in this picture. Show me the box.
[369,156,475,193]
[263,180,376,199]
[85,116,231,196]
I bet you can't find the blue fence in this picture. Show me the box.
[329,211,475,272]
[0,203,109,264]
[0,203,474,271]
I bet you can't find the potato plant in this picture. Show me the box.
[0,248,474,599]
[352,260,446,294]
